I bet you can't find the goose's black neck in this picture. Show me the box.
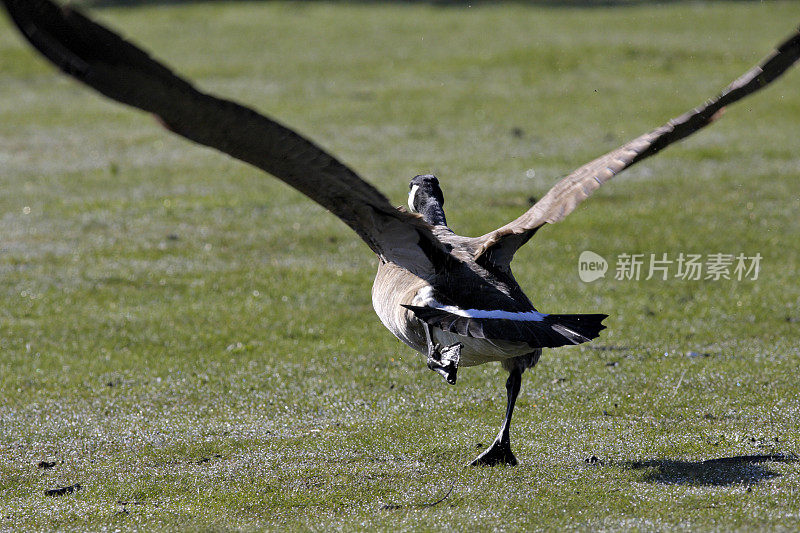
[409,174,448,227]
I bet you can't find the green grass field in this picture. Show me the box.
[2,1,800,530]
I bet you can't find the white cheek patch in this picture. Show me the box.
[412,285,548,322]
[408,184,420,212]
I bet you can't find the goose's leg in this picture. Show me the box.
[421,321,460,385]
[470,367,523,466]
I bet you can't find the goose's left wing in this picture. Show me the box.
[2,0,446,276]
[474,26,800,268]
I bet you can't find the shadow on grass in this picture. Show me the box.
[621,454,797,486]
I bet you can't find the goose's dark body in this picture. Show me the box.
[4,0,799,466]
[374,178,608,369]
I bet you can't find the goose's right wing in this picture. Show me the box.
[474,26,800,268]
[2,0,446,276]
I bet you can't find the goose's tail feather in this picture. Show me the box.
[542,313,608,346]
[402,304,607,349]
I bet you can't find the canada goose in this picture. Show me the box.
[4,0,799,467]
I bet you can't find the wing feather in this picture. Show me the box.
[2,0,445,275]
[475,26,800,267]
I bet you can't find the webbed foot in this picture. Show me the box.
[469,437,518,467]
[427,342,461,385]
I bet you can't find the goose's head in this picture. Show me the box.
[408,174,447,226]
[408,174,444,212]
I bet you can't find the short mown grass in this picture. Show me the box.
[2,1,800,530]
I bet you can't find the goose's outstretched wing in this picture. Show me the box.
[474,26,800,268]
[2,0,446,276]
